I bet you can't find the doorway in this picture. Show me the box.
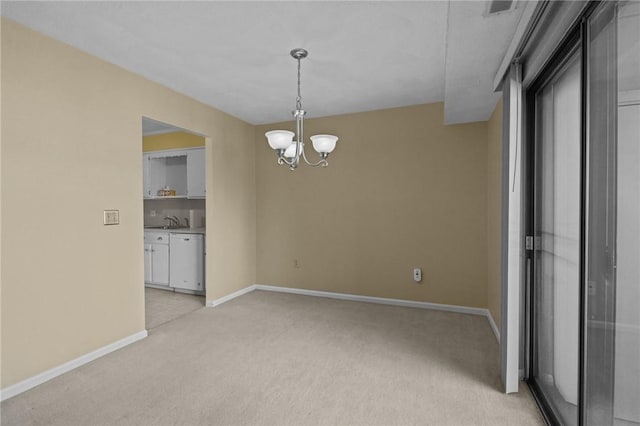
[525,2,640,425]
[141,117,207,330]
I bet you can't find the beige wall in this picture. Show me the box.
[142,131,205,152]
[487,99,503,327]
[0,18,256,388]
[256,104,489,307]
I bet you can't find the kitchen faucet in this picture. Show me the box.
[163,216,180,228]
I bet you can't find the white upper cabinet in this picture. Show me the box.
[143,153,151,198]
[187,147,206,199]
[143,147,204,199]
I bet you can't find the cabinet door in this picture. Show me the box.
[164,153,188,196]
[148,156,167,197]
[151,243,170,285]
[169,234,204,291]
[143,154,151,198]
[144,243,153,283]
[187,148,206,198]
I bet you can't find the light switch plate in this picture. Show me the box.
[103,210,120,225]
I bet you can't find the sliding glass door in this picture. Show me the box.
[530,45,582,426]
[528,2,640,425]
[585,2,640,425]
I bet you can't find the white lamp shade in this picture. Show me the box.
[284,143,298,158]
[265,130,295,150]
[310,134,338,154]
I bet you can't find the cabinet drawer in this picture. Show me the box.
[144,231,170,244]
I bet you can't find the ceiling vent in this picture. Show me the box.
[485,0,517,16]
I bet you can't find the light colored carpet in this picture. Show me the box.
[145,287,205,330]
[1,290,543,425]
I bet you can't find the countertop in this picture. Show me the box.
[144,227,206,234]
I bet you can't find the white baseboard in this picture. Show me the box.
[0,330,147,402]
[207,284,501,344]
[255,284,500,342]
[206,284,256,307]
[486,311,501,343]
[255,284,489,315]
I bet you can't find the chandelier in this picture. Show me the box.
[264,48,339,170]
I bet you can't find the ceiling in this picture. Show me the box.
[1,1,526,125]
[619,2,640,92]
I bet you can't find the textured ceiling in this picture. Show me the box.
[444,0,524,124]
[1,1,526,125]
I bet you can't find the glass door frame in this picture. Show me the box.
[523,2,603,425]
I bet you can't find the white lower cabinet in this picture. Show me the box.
[144,230,205,293]
[169,233,205,292]
[144,232,170,286]
[150,244,169,284]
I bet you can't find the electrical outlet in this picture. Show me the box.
[413,268,422,283]
[103,210,120,225]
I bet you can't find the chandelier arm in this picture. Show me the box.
[277,155,296,167]
[301,147,329,167]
